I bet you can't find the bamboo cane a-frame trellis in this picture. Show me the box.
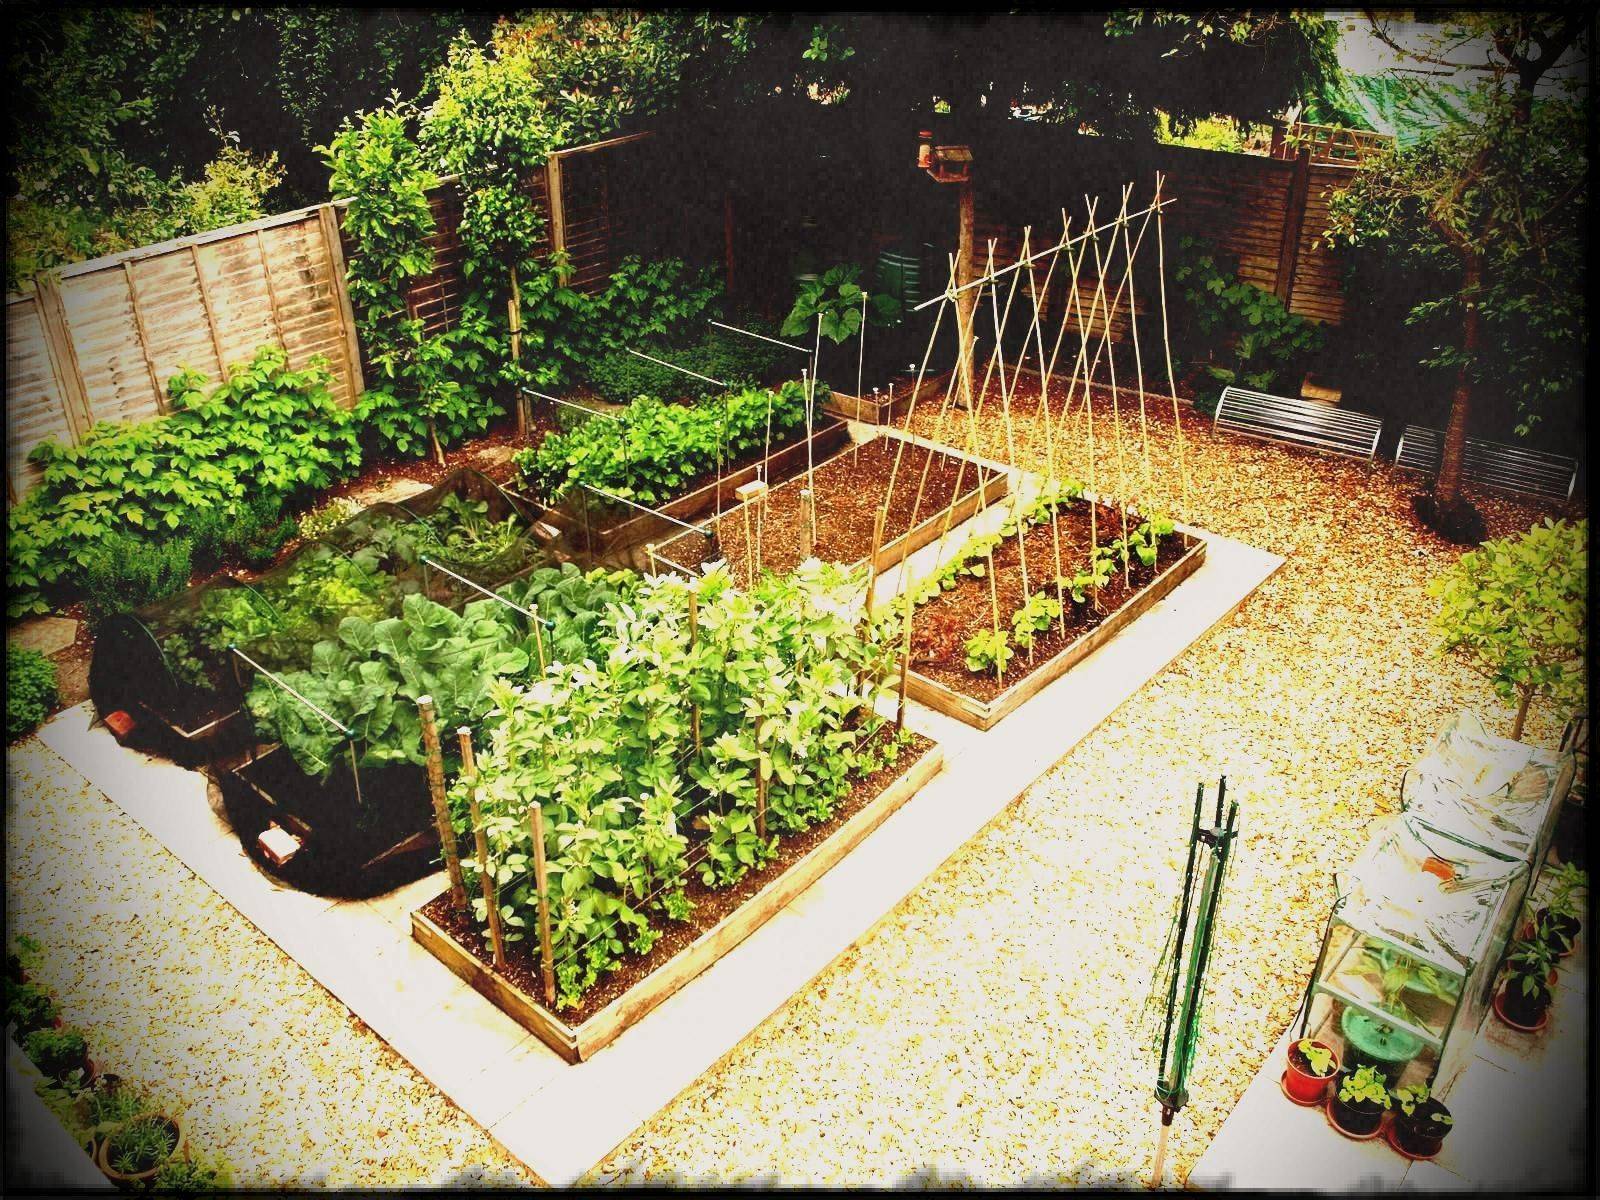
[865,174,1195,684]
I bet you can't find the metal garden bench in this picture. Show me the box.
[1394,425,1579,501]
[1212,386,1383,462]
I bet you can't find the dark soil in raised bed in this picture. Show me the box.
[659,437,1000,578]
[909,501,1191,702]
[419,728,935,1026]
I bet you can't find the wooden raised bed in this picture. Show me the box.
[537,419,850,554]
[653,430,1011,580]
[411,740,945,1063]
[903,534,1208,731]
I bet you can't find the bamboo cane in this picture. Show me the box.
[529,801,556,1007]
[417,696,466,908]
[459,726,505,969]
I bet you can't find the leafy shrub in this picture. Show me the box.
[6,647,58,742]
[782,264,901,345]
[23,1025,87,1079]
[79,534,193,627]
[517,381,816,505]
[1428,517,1587,739]
[356,313,506,459]
[1170,236,1324,407]
[4,976,60,1033]
[188,494,296,573]
[7,345,361,618]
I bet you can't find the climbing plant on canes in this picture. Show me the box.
[1428,517,1588,741]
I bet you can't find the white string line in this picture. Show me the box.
[229,647,351,735]
[418,556,555,628]
[625,348,730,390]
[519,388,620,422]
[707,320,810,353]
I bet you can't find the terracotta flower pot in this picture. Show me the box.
[1282,1040,1338,1106]
[95,1112,186,1188]
[1493,981,1551,1032]
[1326,1092,1386,1140]
[1388,1097,1454,1161]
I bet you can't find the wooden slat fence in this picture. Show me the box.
[5,132,664,501]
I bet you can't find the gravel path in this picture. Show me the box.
[6,389,1581,1186]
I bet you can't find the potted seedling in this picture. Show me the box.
[80,1076,148,1161]
[4,977,61,1036]
[149,1156,232,1193]
[1326,1064,1391,1139]
[1538,864,1586,958]
[22,1024,94,1084]
[1494,936,1556,1031]
[1388,1081,1454,1160]
[1341,947,1454,1085]
[1283,1037,1339,1105]
[97,1107,187,1187]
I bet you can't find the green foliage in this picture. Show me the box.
[1357,944,1461,1028]
[5,11,284,290]
[1153,111,1256,152]
[80,534,193,627]
[1504,935,1555,1001]
[1170,236,1324,403]
[6,647,59,742]
[106,1114,179,1176]
[7,346,361,618]
[781,264,900,345]
[1010,592,1063,650]
[1295,1038,1335,1078]
[4,977,60,1034]
[296,497,363,542]
[148,1155,233,1194]
[517,381,814,506]
[964,628,1014,675]
[1337,1064,1392,1109]
[460,562,895,1009]
[23,1025,87,1079]
[1427,519,1587,725]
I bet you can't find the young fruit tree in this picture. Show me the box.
[1427,518,1587,741]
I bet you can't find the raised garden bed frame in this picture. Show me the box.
[411,740,944,1063]
[535,419,851,555]
[901,530,1208,731]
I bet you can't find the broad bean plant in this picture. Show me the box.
[455,563,902,1009]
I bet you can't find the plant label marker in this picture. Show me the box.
[417,696,466,908]
[529,802,556,1007]
[460,726,506,970]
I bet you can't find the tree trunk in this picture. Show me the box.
[1512,685,1534,742]
[1435,248,1483,509]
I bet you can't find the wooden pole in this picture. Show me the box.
[189,244,229,379]
[741,500,757,588]
[529,801,556,1006]
[459,727,506,969]
[800,488,816,559]
[1148,1106,1173,1189]
[896,582,914,731]
[121,263,167,414]
[754,714,767,840]
[864,506,887,615]
[509,265,527,436]
[688,589,702,752]
[417,696,466,908]
[955,177,977,410]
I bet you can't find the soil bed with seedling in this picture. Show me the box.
[413,729,939,1062]
[899,499,1206,729]
[658,435,1009,579]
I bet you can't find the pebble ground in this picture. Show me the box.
[6,389,1581,1186]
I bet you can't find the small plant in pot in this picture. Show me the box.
[97,1108,186,1187]
[22,1024,92,1083]
[1388,1081,1454,1160]
[1539,863,1586,958]
[1494,936,1556,1031]
[1283,1037,1339,1105]
[1326,1064,1391,1139]
[81,1075,148,1159]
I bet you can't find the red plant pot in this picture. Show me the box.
[1282,1040,1338,1106]
[1493,983,1550,1033]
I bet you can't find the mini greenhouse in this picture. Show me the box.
[1296,814,1529,1095]
[1399,710,1576,866]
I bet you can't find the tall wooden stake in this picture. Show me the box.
[754,714,768,840]
[864,506,887,615]
[417,696,466,908]
[460,726,505,969]
[529,801,556,1007]
[509,266,527,437]
[688,589,702,752]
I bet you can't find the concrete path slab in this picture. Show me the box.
[40,524,1280,1186]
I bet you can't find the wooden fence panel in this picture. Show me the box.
[1288,163,1353,324]
[4,295,75,499]
[5,207,361,499]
